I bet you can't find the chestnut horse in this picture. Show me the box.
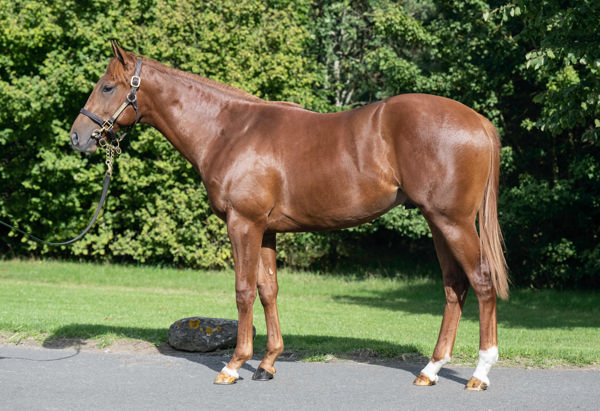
[70,42,508,390]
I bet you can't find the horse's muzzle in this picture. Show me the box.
[70,131,97,153]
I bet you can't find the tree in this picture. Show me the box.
[309,0,435,109]
[486,1,600,288]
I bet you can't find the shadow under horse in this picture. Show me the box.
[69,41,508,391]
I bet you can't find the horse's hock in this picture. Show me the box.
[168,317,256,352]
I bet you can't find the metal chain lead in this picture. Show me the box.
[105,140,121,176]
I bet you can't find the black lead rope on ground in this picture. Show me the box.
[0,173,111,246]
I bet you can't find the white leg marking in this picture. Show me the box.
[420,355,451,383]
[472,346,498,386]
[221,366,240,379]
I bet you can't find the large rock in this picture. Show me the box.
[168,317,255,352]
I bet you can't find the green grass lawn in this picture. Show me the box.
[1,259,598,367]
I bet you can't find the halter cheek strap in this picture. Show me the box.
[80,57,143,146]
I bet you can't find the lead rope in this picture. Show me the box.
[0,144,119,246]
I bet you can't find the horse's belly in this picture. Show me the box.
[266,182,405,233]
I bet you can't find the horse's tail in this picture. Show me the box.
[479,120,509,300]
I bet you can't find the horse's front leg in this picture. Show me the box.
[214,213,264,385]
[253,233,283,381]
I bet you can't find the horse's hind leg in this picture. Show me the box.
[253,233,284,381]
[450,221,498,390]
[414,225,470,386]
[416,214,498,390]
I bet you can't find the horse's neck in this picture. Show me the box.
[140,60,252,167]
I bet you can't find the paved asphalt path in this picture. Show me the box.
[1,344,598,410]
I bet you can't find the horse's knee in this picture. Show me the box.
[257,256,278,305]
[235,286,257,310]
[258,282,278,305]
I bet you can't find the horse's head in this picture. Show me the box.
[70,41,142,153]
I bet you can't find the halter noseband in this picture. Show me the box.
[80,57,143,148]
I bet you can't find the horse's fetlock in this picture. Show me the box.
[267,339,284,356]
[233,347,253,363]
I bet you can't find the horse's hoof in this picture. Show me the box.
[413,373,436,386]
[214,370,238,385]
[465,377,488,391]
[252,367,274,381]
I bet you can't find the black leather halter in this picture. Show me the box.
[80,57,143,147]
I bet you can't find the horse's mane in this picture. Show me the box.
[143,57,302,108]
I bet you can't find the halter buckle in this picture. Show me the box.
[130,75,141,88]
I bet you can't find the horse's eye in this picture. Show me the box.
[102,85,115,93]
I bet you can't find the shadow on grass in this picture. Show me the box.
[319,245,600,330]
[332,278,600,329]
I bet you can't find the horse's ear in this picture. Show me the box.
[111,40,126,66]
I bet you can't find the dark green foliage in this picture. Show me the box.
[1,0,599,290]
[487,1,600,288]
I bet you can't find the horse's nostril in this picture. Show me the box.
[71,131,79,146]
